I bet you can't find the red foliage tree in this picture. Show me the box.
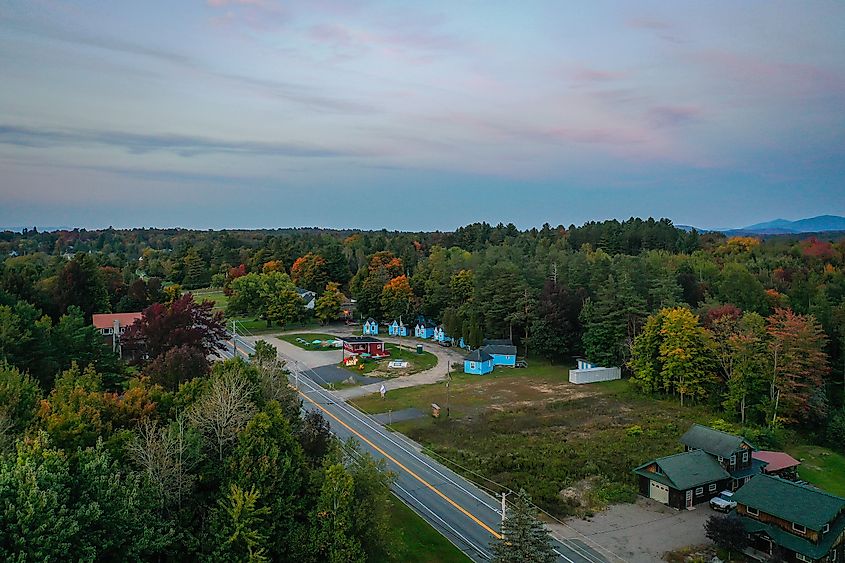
[144,344,210,390]
[703,303,742,328]
[122,293,227,368]
[766,308,830,424]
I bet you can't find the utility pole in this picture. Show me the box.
[446,363,451,418]
[232,320,237,357]
[501,491,508,526]
[552,262,558,285]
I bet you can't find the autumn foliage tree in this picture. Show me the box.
[629,307,717,405]
[290,252,329,293]
[122,293,227,385]
[380,275,414,321]
[767,308,829,424]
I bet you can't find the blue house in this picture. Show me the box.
[388,320,408,337]
[433,325,453,344]
[464,349,494,375]
[363,318,379,336]
[458,337,468,349]
[415,321,436,339]
[482,339,517,367]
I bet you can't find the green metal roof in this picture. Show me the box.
[633,449,730,491]
[730,458,768,480]
[680,423,754,459]
[733,475,845,531]
[740,513,845,559]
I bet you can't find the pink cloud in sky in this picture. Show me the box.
[647,105,702,128]
[689,49,845,101]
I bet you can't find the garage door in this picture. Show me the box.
[650,481,669,504]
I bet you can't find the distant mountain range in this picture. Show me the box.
[679,215,845,235]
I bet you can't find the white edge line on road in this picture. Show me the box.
[394,482,491,561]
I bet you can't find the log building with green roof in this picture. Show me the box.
[733,475,845,562]
[633,449,732,509]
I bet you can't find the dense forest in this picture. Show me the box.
[1,218,844,558]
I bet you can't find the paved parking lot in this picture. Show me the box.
[550,497,715,563]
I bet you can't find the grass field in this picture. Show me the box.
[190,289,228,309]
[387,494,471,562]
[279,333,342,350]
[787,445,845,496]
[351,364,740,517]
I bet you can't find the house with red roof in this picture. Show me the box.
[92,312,142,355]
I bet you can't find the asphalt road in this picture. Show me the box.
[224,336,616,563]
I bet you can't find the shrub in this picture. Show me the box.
[626,425,643,437]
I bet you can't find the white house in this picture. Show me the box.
[296,287,317,310]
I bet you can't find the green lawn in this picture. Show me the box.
[190,289,227,309]
[384,344,438,374]
[387,494,471,563]
[786,445,845,496]
[339,343,439,379]
[279,333,342,351]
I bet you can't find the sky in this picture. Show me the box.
[1,0,844,231]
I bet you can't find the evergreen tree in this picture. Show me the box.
[492,489,556,563]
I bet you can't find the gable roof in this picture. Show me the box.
[92,312,142,329]
[465,349,493,363]
[633,449,730,491]
[365,317,377,324]
[741,516,845,559]
[416,320,436,329]
[340,336,383,344]
[680,424,754,458]
[482,344,517,356]
[733,475,845,531]
[753,451,800,473]
[296,287,315,297]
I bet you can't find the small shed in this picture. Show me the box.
[388,320,408,337]
[464,349,494,375]
[363,318,379,336]
[415,321,436,339]
[569,358,621,384]
[433,325,454,344]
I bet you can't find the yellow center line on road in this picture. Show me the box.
[297,388,503,540]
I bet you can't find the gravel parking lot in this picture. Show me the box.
[550,497,716,563]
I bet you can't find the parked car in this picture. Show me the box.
[709,491,736,512]
[437,340,452,347]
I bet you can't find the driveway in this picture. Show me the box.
[548,497,715,563]
[241,333,342,369]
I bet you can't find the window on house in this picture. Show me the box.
[823,523,830,534]
[747,506,759,516]
[695,487,703,496]
[730,455,736,466]
[795,554,811,563]
[717,456,724,463]
[470,362,476,369]
[742,451,749,462]
[792,523,806,535]
[709,484,717,492]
